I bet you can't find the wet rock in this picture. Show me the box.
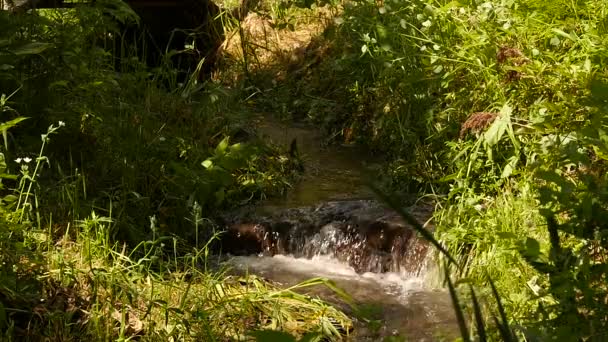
[221,200,434,274]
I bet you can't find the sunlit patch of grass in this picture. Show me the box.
[2,213,352,341]
[435,182,549,322]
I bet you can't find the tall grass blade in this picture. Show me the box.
[469,285,487,342]
[445,266,470,342]
[488,276,516,341]
[285,277,354,306]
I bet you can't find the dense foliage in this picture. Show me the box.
[0,2,349,340]
[250,0,608,339]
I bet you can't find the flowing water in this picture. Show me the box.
[253,115,376,209]
[222,116,457,341]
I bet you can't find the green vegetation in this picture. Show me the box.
[0,2,351,340]
[3,0,608,340]
[242,0,608,339]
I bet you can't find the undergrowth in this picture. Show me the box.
[1,208,351,340]
[0,1,352,341]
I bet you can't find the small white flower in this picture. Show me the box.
[58,121,65,127]
[459,7,466,14]
[159,136,166,142]
[433,44,440,50]
[14,158,22,163]
[422,20,432,28]
[420,45,427,51]
[23,157,32,163]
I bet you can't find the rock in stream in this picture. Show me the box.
[220,199,434,275]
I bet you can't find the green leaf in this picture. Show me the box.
[501,155,519,178]
[229,142,243,152]
[445,266,470,342]
[551,28,576,42]
[10,42,53,55]
[50,80,69,88]
[249,330,297,342]
[0,117,28,133]
[0,174,18,180]
[376,24,388,39]
[0,153,5,174]
[469,285,487,342]
[215,137,230,155]
[299,332,324,342]
[488,277,516,341]
[218,154,245,171]
[201,159,213,169]
[484,105,511,147]
[2,194,17,203]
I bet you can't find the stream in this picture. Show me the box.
[222,116,458,341]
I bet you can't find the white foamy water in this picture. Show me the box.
[227,254,429,300]
[226,254,457,341]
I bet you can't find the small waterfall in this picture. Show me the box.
[222,118,457,340]
[221,199,457,341]
[221,199,435,276]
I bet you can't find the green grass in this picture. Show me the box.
[435,181,549,322]
[1,211,352,341]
